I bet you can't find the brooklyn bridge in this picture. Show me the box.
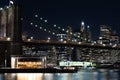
[0,1,120,68]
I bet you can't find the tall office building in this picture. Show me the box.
[66,26,73,43]
[97,25,119,45]
[80,21,92,43]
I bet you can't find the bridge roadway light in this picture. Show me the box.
[63,41,67,43]
[47,37,51,42]
[27,39,31,42]
[78,42,81,44]
[91,43,94,45]
[48,37,50,40]
[7,37,11,41]
[103,44,106,46]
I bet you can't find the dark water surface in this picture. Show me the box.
[0,69,119,80]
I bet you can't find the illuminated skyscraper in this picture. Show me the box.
[66,26,72,43]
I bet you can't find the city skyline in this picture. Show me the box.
[0,0,120,39]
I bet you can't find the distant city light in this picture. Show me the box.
[63,41,67,43]
[40,17,43,20]
[81,21,85,26]
[35,14,38,18]
[6,6,9,8]
[62,29,65,31]
[44,20,47,22]
[58,27,61,29]
[48,31,51,33]
[44,29,47,31]
[60,39,63,42]
[54,24,56,27]
[87,25,90,29]
[40,27,42,29]
[52,32,55,35]
[21,18,23,21]
[30,22,33,25]
[103,44,106,46]
[48,37,51,40]
[35,24,38,27]
[30,36,33,40]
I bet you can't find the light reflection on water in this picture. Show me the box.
[0,69,119,80]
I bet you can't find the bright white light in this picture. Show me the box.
[6,6,9,8]
[99,37,103,39]
[62,29,65,31]
[58,27,60,29]
[103,44,106,46]
[35,25,38,27]
[78,42,81,44]
[43,29,46,31]
[10,1,14,5]
[40,27,42,29]
[7,37,11,41]
[30,22,33,25]
[21,18,23,21]
[40,17,43,20]
[63,41,67,43]
[48,37,51,40]
[30,37,33,40]
[53,24,56,27]
[60,39,63,42]
[100,41,103,44]
[48,31,51,33]
[109,43,112,45]
[27,39,31,41]
[81,21,84,26]
[52,32,55,35]
[87,25,90,29]
[44,20,47,22]
[74,39,77,42]
[0,8,3,10]
[112,44,117,47]
[35,15,38,18]
[94,41,96,44]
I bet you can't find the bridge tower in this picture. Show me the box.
[0,1,22,67]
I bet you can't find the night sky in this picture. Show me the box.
[0,0,120,40]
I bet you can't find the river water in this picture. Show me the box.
[0,69,119,80]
